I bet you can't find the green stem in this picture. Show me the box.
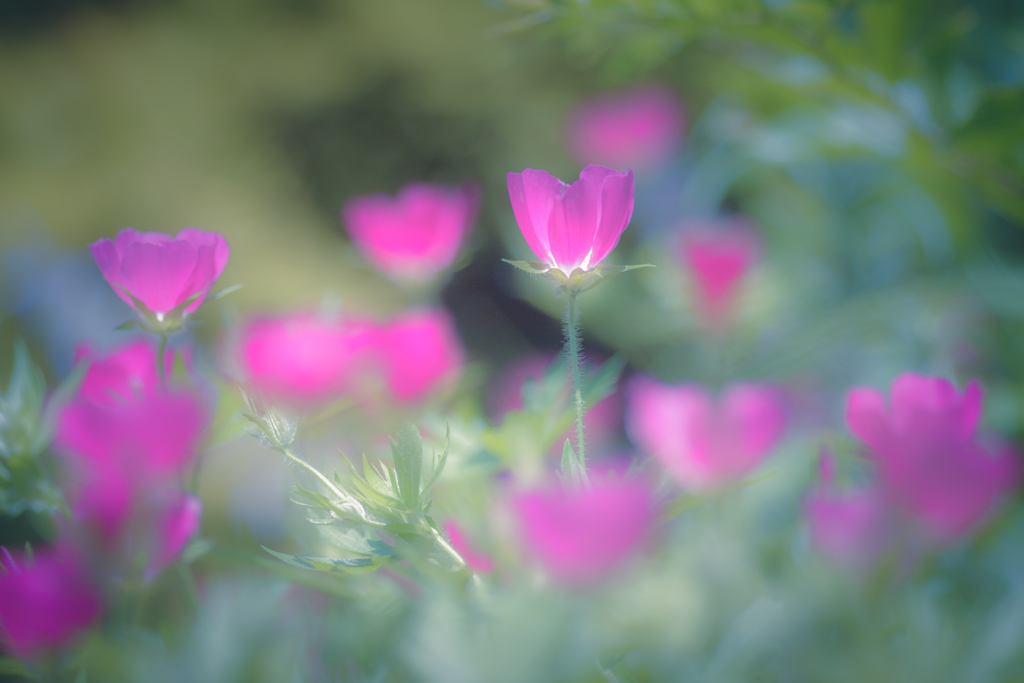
[566,291,586,472]
[156,333,168,390]
[428,524,468,569]
[280,447,349,502]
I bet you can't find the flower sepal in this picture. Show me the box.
[114,289,203,336]
[503,259,653,295]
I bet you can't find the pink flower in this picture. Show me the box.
[375,308,464,404]
[507,165,635,276]
[514,474,654,584]
[567,86,685,171]
[846,374,1020,539]
[239,312,379,407]
[342,182,479,282]
[443,521,494,573]
[57,390,207,478]
[0,546,101,657]
[73,341,178,408]
[145,494,203,579]
[626,376,786,489]
[679,221,759,328]
[805,452,890,572]
[89,228,229,319]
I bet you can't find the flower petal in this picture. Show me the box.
[507,169,563,266]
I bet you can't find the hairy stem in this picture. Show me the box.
[156,332,168,390]
[566,291,586,472]
[429,524,468,569]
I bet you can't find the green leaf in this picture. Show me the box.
[114,319,149,332]
[558,438,587,490]
[501,258,552,275]
[317,523,396,557]
[391,422,423,511]
[262,546,378,573]
[0,657,39,680]
[209,283,244,300]
[421,424,450,492]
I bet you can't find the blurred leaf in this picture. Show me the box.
[391,422,423,512]
[317,523,396,558]
[558,438,587,489]
[0,658,39,680]
[262,546,378,574]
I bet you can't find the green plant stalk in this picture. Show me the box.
[156,332,168,390]
[566,290,586,472]
[281,447,350,503]
[428,524,467,569]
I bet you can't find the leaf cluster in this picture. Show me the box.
[266,422,459,575]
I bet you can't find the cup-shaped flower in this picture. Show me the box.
[626,376,786,490]
[343,182,479,282]
[0,546,101,657]
[514,474,654,584]
[376,308,464,403]
[73,341,179,408]
[805,452,890,573]
[679,220,759,328]
[507,165,635,279]
[567,86,684,171]
[89,228,229,329]
[846,374,1020,538]
[239,312,379,408]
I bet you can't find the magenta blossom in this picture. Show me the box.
[507,165,634,276]
[343,182,479,282]
[679,221,759,328]
[89,228,229,321]
[626,376,786,489]
[805,452,890,572]
[567,85,685,171]
[239,312,379,407]
[376,309,464,403]
[73,341,180,408]
[443,521,494,574]
[846,374,1020,539]
[514,474,654,584]
[0,546,101,657]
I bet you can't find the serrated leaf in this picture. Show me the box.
[317,524,396,557]
[263,546,378,573]
[422,424,450,492]
[392,422,423,511]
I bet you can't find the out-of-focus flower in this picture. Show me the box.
[0,546,101,657]
[567,86,685,171]
[443,521,494,573]
[89,228,229,324]
[73,341,179,408]
[805,452,890,572]
[487,353,622,449]
[846,374,1020,538]
[239,312,379,407]
[514,474,654,584]
[626,376,786,489]
[145,494,203,579]
[57,390,207,478]
[342,182,479,282]
[376,308,464,404]
[679,221,759,329]
[507,165,634,277]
